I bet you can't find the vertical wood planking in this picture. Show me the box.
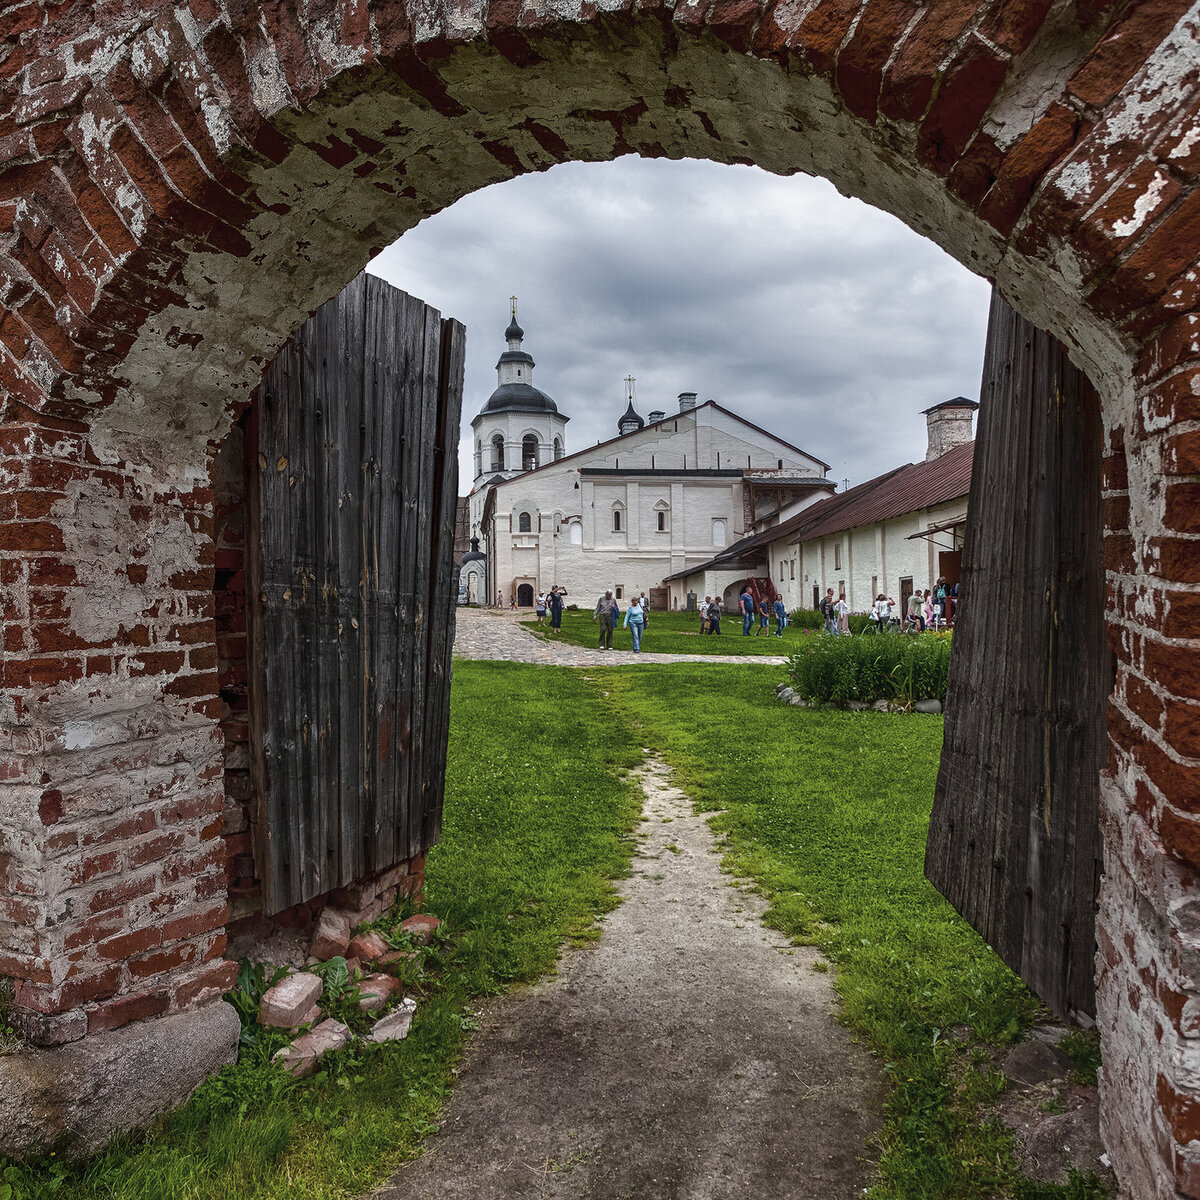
[925,290,1107,1019]
[248,274,463,915]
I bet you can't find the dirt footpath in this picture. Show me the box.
[372,757,883,1200]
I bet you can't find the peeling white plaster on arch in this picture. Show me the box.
[51,474,208,644]
[1110,170,1173,238]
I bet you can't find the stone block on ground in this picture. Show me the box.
[400,914,443,946]
[913,698,943,714]
[0,1002,240,1160]
[272,1019,352,1078]
[1002,1039,1073,1087]
[310,908,352,960]
[347,930,391,962]
[259,972,323,1027]
[358,973,400,1012]
[369,998,418,1044]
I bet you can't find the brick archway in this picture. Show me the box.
[1,2,1198,1193]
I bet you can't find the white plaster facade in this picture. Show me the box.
[767,501,968,614]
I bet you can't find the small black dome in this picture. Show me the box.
[618,400,645,433]
[461,550,486,564]
[505,317,524,341]
[481,382,559,415]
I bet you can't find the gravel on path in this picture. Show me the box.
[371,756,883,1200]
[453,608,789,667]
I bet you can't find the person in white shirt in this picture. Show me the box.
[871,593,892,633]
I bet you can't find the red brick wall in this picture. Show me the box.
[0,2,1198,1194]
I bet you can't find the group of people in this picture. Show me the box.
[593,590,651,651]
[818,588,852,635]
[867,577,955,634]
[738,588,788,638]
[533,587,569,633]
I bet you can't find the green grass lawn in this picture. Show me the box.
[601,663,1106,1200]
[2,660,1104,1200]
[521,606,801,654]
[0,662,642,1200]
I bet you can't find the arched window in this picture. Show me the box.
[522,435,539,472]
[474,439,482,474]
[553,437,563,462]
[518,511,532,533]
[613,508,623,532]
[491,434,505,471]
[654,500,670,532]
[712,519,726,547]
[569,521,582,545]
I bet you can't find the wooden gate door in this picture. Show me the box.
[247,274,465,916]
[925,291,1107,1019]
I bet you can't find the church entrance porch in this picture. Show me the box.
[515,582,536,609]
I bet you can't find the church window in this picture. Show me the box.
[790,560,796,580]
[778,458,783,469]
[522,435,539,472]
[553,437,563,462]
[712,519,726,547]
[834,542,842,570]
[518,511,532,533]
[569,521,582,545]
[474,440,481,473]
[491,434,505,471]
[613,509,622,532]
[654,500,670,533]
[615,587,623,599]
[658,511,666,531]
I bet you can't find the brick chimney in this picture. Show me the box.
[922,397,978,460]
[678,392,697,412]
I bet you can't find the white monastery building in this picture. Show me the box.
[466,309,835,607]
[665,398,979,614]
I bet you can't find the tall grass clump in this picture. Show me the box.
[788,632,951,705]
[787,608,824,629]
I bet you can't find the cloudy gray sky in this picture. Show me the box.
[368,156,992,494]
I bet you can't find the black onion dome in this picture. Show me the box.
[496,349,535,368]
[618,400,645,432]
[480,382,560,415]
[505,317,524,341]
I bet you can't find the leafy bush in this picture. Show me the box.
[846,613,872,635]
[787,607,824,629]
[788,631,951,705]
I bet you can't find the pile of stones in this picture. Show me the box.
[775,682,944,714]
[255,910,442,1078]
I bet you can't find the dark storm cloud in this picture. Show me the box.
[368,156,991,491]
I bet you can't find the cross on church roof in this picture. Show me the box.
[624,374,635,402]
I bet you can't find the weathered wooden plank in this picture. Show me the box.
[925,289,1107,1019]
[423,317,466,852]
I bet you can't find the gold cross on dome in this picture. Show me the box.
[510,295,518,319]
[624,374,636,402]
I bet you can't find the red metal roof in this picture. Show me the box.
[783,439,974,545]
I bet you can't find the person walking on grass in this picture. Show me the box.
[773,594,787,638]
[535,590,547,626]
[709,596,722,636]
[701,596,712,635]
[820,588,840,636]
[547,586,565,633]
[757,595,771,636]
[623,594,646,652]
[740,586,756,636]
[593,590,618,650]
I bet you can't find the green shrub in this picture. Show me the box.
[788,631,951,704]
[787,607,824,629]
[846,613,872,635]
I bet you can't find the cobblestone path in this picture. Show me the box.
[453,607,788,667]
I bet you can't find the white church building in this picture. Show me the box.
[466,309,834,608]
